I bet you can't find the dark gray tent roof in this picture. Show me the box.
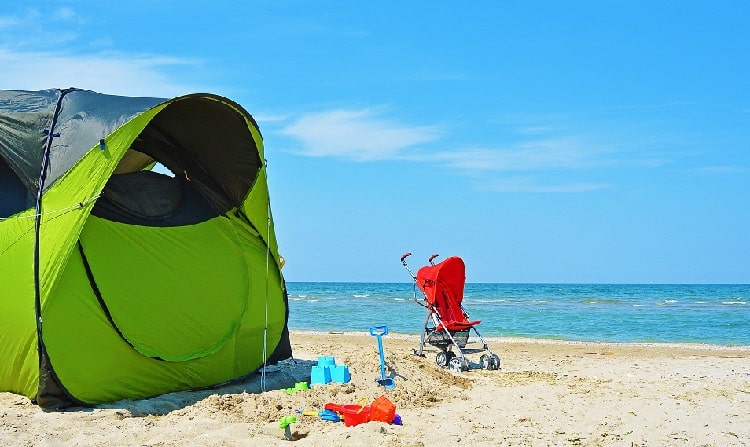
[1,88,265,219]
[0,89,164,193]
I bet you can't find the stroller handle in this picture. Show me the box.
[428,253,439,264]
[401,252,416,280]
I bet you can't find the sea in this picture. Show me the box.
[286,282,750,346]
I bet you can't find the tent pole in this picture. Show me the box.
[32,87,77,408]
[261,161,271,392]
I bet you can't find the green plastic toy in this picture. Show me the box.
[279,415,297,440]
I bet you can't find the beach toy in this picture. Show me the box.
[369,395,396,423]
[319,409,341,422]
[330,364,351,383]
[284,381,309,394]
[295,409,341,422]
[341,404,370,427]
[310,356,350,386]
[318,355,335,367]
[369,325,396,389]
[324,401,371,427]
[310,357,333,386]
[279,415,296,440]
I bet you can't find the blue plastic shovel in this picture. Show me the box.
[369,325,396,390]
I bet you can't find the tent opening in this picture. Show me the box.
[92,96,262,227]
[0,156,31,218]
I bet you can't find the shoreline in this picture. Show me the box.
[290,329,750,352]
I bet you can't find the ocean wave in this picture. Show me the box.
[470,299,509,304]
[285,282,750,345]
[583,298,622,305]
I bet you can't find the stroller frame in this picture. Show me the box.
[401,253,500,372]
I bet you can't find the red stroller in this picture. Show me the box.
[401,253,500,372]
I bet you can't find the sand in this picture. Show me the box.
[1,331,749,446]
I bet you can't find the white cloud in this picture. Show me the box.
[434,137,603,171]
[0,7,83,48]
[277,108,669,193]
[55,7,77,22]
[434,138,616,193]
[692,165,750,174]
[405,69,471,82]
[255,113,291,124]
[480,176,609,193]
[0,6,202,97]
[0,48,201,97]
[0,16,18,29]
[280,109,440,161]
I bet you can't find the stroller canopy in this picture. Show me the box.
[416,256,466,307]
[416,256,477,330]
[0,88,291,408]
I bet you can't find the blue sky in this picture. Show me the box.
[1,1,748,283]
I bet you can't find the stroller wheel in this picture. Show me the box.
[448,356,467,373]
[480,354,490,370]
[435,350,455,367]
[488,354,500,371]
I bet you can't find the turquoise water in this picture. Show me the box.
[286,282,750,346]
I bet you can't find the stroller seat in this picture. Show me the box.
[438,320,480,332]
[402,253,500,372]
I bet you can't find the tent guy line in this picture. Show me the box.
[0,193,101,221]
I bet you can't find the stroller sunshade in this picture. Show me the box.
[416,256,481,332]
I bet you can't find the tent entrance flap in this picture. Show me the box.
[77,216,249,362]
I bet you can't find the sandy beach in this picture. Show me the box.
[1,330,748,446]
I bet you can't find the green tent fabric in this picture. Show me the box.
[0,88,291,408]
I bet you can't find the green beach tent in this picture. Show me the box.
[0,88,291,408]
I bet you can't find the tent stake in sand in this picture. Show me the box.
[369,325,396,390]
